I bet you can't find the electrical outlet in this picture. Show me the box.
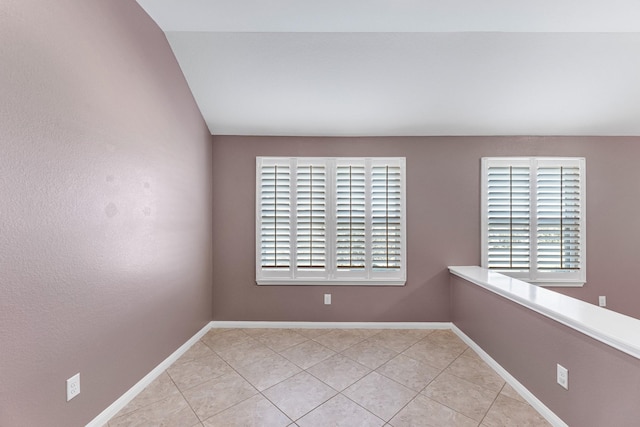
[324,294,331,305]
[598,296,606,307]
[67,373,80,401]
[556,364,568,390]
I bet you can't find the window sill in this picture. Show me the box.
[534,281,585,288]
[486,270,585,288]
[256,279,406,286]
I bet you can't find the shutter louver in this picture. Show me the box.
[372,165,402,269]
[260,164,291,268]
[336,165,366,269]
[486,165,531,270]
[536,166,582,271]
[296,164,326,268]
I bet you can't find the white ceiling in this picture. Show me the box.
[136,0,640,136]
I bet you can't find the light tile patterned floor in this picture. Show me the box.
[107,328,551,427]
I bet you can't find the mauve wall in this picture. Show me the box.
[212,136,640,321]
[451,275,640,426]
[0,1,213,426]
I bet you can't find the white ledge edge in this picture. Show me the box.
[449,266,640,361]
[256,279,406,286]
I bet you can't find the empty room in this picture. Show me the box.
[3,1,640,426]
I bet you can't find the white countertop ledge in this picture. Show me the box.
[449,266,640,361]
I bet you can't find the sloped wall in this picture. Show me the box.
[0,1,213,425]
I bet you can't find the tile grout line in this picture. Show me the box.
[194,330,269,424]
[164,371,202,426]
[335,391,388,425]
[477,382,507,426]
[204,329,331,424]
[273,329,390,424]
[384,337,486,425]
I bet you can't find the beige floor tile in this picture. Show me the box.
[202,394,291,427]
[367,329,432,353]
[402,340,466,370]
[214,338,278,369]
[297,394,385,427]
[376,354,441,392]
[202,329,251,353]
[444,355,505,393]
[179,341,217,363]
[422,372,498,421]
[292,328,333,339]
[109,394,200,427]
[312,329,368,352]
[389,394,478,427]
[425,330,461,341]
[353,329,386,339]
[257,329,308,352]
[425,330,467,348]
[306,354,371,391]
[182,371,258,420]
[204,328,237,338]
[112,372,180,418]
[279,339,336,369]
[482,395,550,427]
[461,347,483,362]
[263,371,337,420]
[499,383,526,403]
[199,329,237,347]
[342,339,399,370]
[343,372,417,421]
[105,329,550,427]
[234,353,302,391]
[241,328,272,337]
[168,353,233,391]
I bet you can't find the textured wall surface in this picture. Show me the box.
[0,1,213,425]
[451,274,640,426]
[212,136,640,322]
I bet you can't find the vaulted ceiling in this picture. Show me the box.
[136,0,640,136]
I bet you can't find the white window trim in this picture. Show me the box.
[256,157,407,286]
[481,157,586,287]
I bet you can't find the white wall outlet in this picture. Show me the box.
[598,296,607,307]
[324,294,331,305]
[67,373,80,401]
[556,364,568,390]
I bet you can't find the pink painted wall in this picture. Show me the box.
[451,274,640,426]
[0,1,213,426]
[212,136,640,321]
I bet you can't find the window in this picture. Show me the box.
[481,157,586,286]
[256,157,406,285]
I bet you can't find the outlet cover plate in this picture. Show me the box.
[556,364,568,390]
[324,294,331,305]
[67,373,80,401]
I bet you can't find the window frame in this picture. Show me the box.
[256,157,407,286]
[481,157,586,287]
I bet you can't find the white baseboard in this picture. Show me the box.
[86,321,213,427]
[210,321,452,330]
[451,325,568,427]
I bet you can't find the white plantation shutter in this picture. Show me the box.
[296,163,326,269]
[372,165,402,270]
[485,163,530,270]
[259,161,291,269]
[536,162,583,273]
[257,157,406,285]
[336,164,366,269]
[482,157,585,285]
